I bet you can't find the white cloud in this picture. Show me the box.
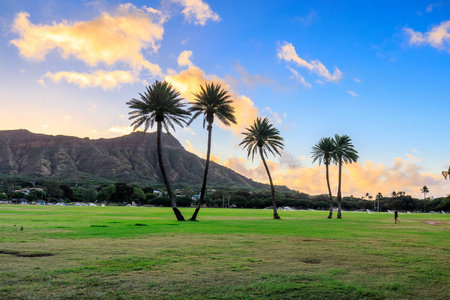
[64,115,72,120]
[277,41,343,82]
[348,90,359,97]
[405,20,450,52]
[43,70,139,90]
[354,77,362,83]
[170,0,221,25]
[286,66,311,88]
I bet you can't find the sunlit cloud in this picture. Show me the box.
[177,50,195,68]
[263,107,283,124]
[43,70,139,90]
[405,20,450,52]
[10,4,165,86]
[170,0,220,26]
[185,139,221,163]
[406,153,422,162]
[224,155,448,198]
[277,41,343,82]
[107,125,135,135]
[64,115,72,120]
[165,65,260,136]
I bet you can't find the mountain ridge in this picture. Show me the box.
[0,129,289,191]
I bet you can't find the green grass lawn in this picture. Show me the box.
[0,206,449,299]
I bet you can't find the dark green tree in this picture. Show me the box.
[240,117,284,219]
[421,185,429,200]
[333,134,359,219]
[188,82,236,220]
[311,137,336,218]
[127,80,191,221]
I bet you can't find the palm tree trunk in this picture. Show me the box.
[326,163,333,219]
[337,159,342,219]
[190,123,212,221]
[260,147,280,219]
[157,122,185,221]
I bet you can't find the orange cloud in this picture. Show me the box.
[405,20,450,52]
[165,65,260,136]
[10,4,164,76]
[224,155,448,198]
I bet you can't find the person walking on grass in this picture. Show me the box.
[395,210,399,224]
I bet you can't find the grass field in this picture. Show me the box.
[0,206,449,299]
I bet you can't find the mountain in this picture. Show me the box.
[0,129,287,191]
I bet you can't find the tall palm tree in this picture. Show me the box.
[240,117,284,219]
[421,185,429,200]
[376,192,383,211]
[333,134,359,219]
[311,137,336,219]
[127,80,191,221]
[188,82,236,221]
[443,166,450,180]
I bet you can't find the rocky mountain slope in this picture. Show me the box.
[0,129,282,190]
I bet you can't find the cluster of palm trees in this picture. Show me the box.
[311,135,359,219]
[127,80,284,221]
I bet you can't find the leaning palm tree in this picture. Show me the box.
[188,82,236,221]
[443,166,450,180]
[421,185,429,200]
[240,117,284,219]
[311,137,336,219]
[127,80,191,221]
[333,134,359,219]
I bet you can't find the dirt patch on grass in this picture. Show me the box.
[419,220,447,225]
[0,250,54,257]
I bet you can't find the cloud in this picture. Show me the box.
[348,90,359,97]
[277,41,343,82]
[223,155,448,198]
[177,50,195,68]
[293,10,318,26]
[170,0,220,25]
[406,153,422,162]
[185,139,221,163]
[107,125,135,135]
[354,77,362,83]
[286,66,311,88]
[165,65,260,136]
[10,4,165,84]
[64,115,72,120]
[43,70,139,90]
[263,107,283,124]
[227,62,274,88]
[405,20,450,52]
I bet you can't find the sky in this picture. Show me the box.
[0,0,449,199]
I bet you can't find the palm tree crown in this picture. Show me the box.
[127,80,191,133]
[333,134,359,165]
[189,82,237,128]
[240,117,284,161]
[311,137,336,166]
[443,167,450,180]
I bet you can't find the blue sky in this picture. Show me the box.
[0,0,449,198]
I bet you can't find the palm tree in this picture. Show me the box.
[443,166,450,180]
[311,137,336,218]
[421,185,429,200]
[391,191,397,198]
[333,134,359,219]
[376,192,383,211]
[127,80,191,221]
[240,117,284,219]
[188,82,236,221]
